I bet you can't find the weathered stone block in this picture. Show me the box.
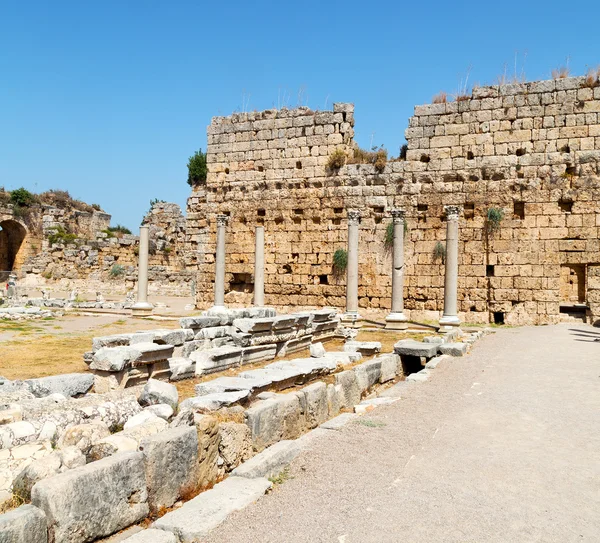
[232,439,301,479]
[31,452,149,543]
[0,504,47,543]
[438,342,469,356]
[139,379,179,410]
[354,359,382,393]
[24,374,93,399]
[218,422,252,471]
[139,427,199,512]
[191,346,243,375]
[334,370,361,408]
[394,340,439,358]
[298,381,328,428]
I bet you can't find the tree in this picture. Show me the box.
[187,149,207,187]
[10,187,36,207]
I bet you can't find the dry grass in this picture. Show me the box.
[583,66,600,88]
[326,148,346,170]
[455,94,470,102]
[346,146,387,173]
[432,92,447,104]
[552,66,570,79]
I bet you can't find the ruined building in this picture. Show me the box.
[186,76,600,325]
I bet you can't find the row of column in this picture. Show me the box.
[209,206,461,329]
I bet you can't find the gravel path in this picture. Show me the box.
[205,324,600,543]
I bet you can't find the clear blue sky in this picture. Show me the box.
[1,0,598,230]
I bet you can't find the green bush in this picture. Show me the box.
[10,188,36,207]
[47,226,77,246]
[433,241,446,263]
[109,264,125,278]
[385,222,394,248]
[333,248,348,275]
[485,207,505,235]
[187,149,207,187]
[106,224,132,236]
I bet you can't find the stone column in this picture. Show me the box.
[132,225,153,316]
[254,225,265,307]
[439,205,461,329]
[213,214,228,309]
[342,210,362,325]
[385,209,408,329]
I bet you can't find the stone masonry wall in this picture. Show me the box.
[187,76,600,325]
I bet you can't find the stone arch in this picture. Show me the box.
[0,220,27,272]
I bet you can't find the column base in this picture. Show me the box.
[438,314,461,330]
[131,302,153,317]
[340,312,363,328]
[385,312,408,330]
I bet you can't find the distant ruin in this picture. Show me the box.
[186,76,600,325]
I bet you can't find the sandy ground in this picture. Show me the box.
[204,324,600,543]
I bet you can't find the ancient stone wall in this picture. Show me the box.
[187,76,600,324]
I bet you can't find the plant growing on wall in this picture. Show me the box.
[109,264,125,278]
[433,241,446,264]
[332,248,348,276]
[326,148,346,171]
[384,221,409,251]
[187,149,207,187]
[485,207,505,236]
[47,226,77,246]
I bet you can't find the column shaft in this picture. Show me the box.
[254,226,265,307]
[213,214,228,308]
[440,206,461,328]
[132,225,153,315]
[344,210,361,319]
[386,209,408,329]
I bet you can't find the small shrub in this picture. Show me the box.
[326,148,346,171]
[455,94,470,101]
[91,203,102,211]
[485,207,505,236]
[332,248,348,276]
[187,148,207,187]
[347,146,387,172]
[582,66,600,88]
[105,224,132,238]
[47,226,77,245]
[551,66,570,79]
[10,188,36,207]
[399,144,408,160]
[433,241,446,264]
[109,264,125,278]
[374,149,387,173]
[432,92,447,104]
[384,222,394,249]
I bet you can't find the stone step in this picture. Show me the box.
[194,376,272,397]
[394,339,439,358]
[152,476,272,542]
[231,439,301,479]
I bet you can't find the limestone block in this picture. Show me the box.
[309,342,326,358]
[56,422,111,455]
[152,477,271,542]
[91,343,174,372]
[191,346,243,375]
[406,369,430,383]
[378,354,399,383]
[298,381,328,428]
[168,357,195,381]
[232,317,273,333]
[193,414,221,489]
[24,374,94,399]
[354,359,382,393]
[180,391,250,411]
[194,325,234,341]
[438,342,469,357]
[144,404,174,421]
[326,383,343,418]
[180,340,207,358]
[122,529,177,543]
[179,316,222,330]
[344,341,381,356]
[218,422,252,471]
[139,379,179,410]
[232,439,301,479]
[394,340,439,358]
[31,452,149,543]
[241,344,277,364]
[152,329,193,347]
[195,376,271,397]
[0,504,47,543]
[139,426,199,512]
[334,370,361,408]
[124,411,161,430]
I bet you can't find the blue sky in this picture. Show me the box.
[1,0,599,229]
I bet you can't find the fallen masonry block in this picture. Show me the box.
[311,308,338,322]
[423,336,444,344]
[92,332,153,351]
[24,373,94,399]
[241,344,277,364]
[0,504,47,543]
[334,370,361,409]
[439,342,469,356]
[153,476,272,543]
[31,452,149,543]
[232,317,274,333]
[406,369,430,383]
[312,320,339,333]
[277,335,311,356]
[354,359,382,393]
[180,340,206,358]
[122,529,177,542]
[239,366,303,390]
[425,355,448,369]
[144,404,174,421]
[180,390,250,411]
[195,376,272,397]
[168,357,195,381]
[194,325,234,341]
[150,329,194,346]
[90,343,174,372]
[293,313,314,327]
[139,379,179,410]
[394,340,439,358]
[322,351,361,365]
[310,342,326,358]
[378,353,401,382]
[124,411,161,430]
[139,426,199,512]
[232,439,301,479]
[0,440,54,492]
[178,316,222,330]
[271,315,298,330]
[344,341,381,356]
[191,346,243,375]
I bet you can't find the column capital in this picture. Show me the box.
[390,208,405,222]
[216,214,229,227]
[444,205,462,220]
[347,209,361,225]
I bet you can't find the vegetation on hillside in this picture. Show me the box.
[187,149,207,187]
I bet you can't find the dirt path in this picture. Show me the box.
[204,324,600,543]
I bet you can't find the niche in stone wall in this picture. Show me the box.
[229,273,254,294]
[558,199,573,213]
[513,202,525,220]
[560,264,586,304]
[464,203,475,220]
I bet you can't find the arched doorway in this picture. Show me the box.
[0,220,27,274]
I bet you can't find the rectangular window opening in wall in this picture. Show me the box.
[372,206,385,214]
[464,203,475,219]
[319,274,329,285]
[559,199,573,213]
[493,311,505,325]
[294,208,303,215]
[334,208,343,214]
[486,265,495,277]
[514,201,525,220]
[332,218,341,225]
[257,209,266,217]
[560,264,586,304]
[417,204,428,212]
[293,217,302,225]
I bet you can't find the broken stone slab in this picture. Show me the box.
[122,529,177,543]
[179,390,250,412]
[123,411,161,430]
[425,355,448,369]
[312,320,339,333]
[406,369,430,383]
[168,357,195,381]
[57,422,110,455]
[24,373,94,399]
[0,440,54,492]
[394,340,439,358]
[0,504,47,543]
[91,332,155,351]
[323,351,361,365]
[241,344,277,364]
[218,422,252,472]
[150,329,194,347]
[423,336,444,344]
[191,346,243,376]
[232,439,301,479]
[334,370,362,408]
[31,452,149,543]
[144,404,174,421]
[139,426,199,513]
[178,316,222,330]
[180,340,208,358]
[139,379,179,410]
[271,315,298,330]
[354,359,382,393]
[232,317,274,334]
[311,308,338,322]
[194,376,271,397]
[298,381,329,428]
[309,342,326,358]
[90,343,174,372]
[277,335,312,357]
[239,366,303,390]
[194,325,234,341]
[292,312,314,327]
[320,412,357,430]
[438,342,469,357]
[344,341,381,356]
[152,476,272,542]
